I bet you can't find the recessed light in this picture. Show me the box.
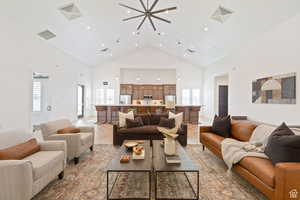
[204,26,209,32]
[127,10,131,14]
[159,43,163,47]
[86,26,91,30]
[157,78,161,81]
[135,43,139,47]
[101,43,105,47]
[183,54,187,57]
[110,53,113,56]
[165,10,169,14]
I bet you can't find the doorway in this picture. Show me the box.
[214,74,229,117]
[31,73,52,131]
[218,85,228,117]
[77,85,85,119]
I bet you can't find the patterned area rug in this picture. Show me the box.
[33,144,267,200]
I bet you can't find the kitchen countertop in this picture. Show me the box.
[95,104,203,107]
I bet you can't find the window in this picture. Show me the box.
[95,88,115,104]
[192,89,201,105]
[95,89,105,104]
[182,89,191,105]
[106,89,115,104]
[32,81,42,112]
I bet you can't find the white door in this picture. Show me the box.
[32,75,52,129]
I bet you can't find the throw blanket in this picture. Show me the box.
[221,124,276,172]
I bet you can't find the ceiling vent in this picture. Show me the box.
[38,30,56,40]
[59,3,82,20]
[211,6,234,23]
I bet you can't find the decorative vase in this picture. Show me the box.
[164,137,176,156]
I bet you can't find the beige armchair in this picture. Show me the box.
[0,129,66,200]
[40,119,95,164]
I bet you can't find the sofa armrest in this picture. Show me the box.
[0,160,33,200]
[46,134,81,158]
[275,162,300,200]
[177,123,187,146]
[77,126,95,133]
[113,124,121,145]
[39,141,67,167]
[200,126,213,133]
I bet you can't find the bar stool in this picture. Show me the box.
[175,107,187,123]
[189,107,201,124]
[96,106,107,124]
[110,106,120,124]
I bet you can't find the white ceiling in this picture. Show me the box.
[2,0,300,67]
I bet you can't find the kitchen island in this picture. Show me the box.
[95,104,202,124]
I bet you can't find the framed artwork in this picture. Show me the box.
[252,72,296,104]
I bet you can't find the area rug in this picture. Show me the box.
[33,144,267,200]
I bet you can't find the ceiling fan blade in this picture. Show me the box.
[123,14,145,21]
[139,0,147,11]
[150,0,159,11]
[148,16,157,31]
[151,14,171,23]
[151,7,177,14]
[137,16,147,30]
[119,3,144,14]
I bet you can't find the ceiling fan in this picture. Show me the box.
[119,0,177,31]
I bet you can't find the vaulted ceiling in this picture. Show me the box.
[2,0,300,67]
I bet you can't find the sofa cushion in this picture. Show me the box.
[212,115,231,138]
[200,132,225,149]
[150,113,168,125]
[231,121,257,142]
[126,117,144,128]
[57,127,80,134]
[23,151,64,181]
[0,138,40,160]
[135,114,151,125]
[80,133,93,146]
[158,117,175,129]
[265,123,300,165]
[119,125,161,135]
[239,157,275,188]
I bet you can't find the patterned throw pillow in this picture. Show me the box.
[169,112,183,129]
[119,111,134,127]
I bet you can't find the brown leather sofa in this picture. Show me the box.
[113,113,187,146]
[200,121,300,200]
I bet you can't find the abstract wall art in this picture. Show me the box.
[252,72,296,104]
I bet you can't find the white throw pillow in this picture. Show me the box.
[250,124,276,149]
[169,112,183,129]
[119,111,134,128]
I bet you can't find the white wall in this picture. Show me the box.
[92,47,204,110]
[120,68,176,85]
[0,17,92,131]
[203,13,300,125]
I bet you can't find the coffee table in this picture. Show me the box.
[106,140,152,200]
[152,140,199,200]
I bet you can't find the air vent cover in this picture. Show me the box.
[38,30,56,40]
[59,3,82,20]
[211,6,234,23]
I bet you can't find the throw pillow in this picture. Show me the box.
[159,117,176,129]
[169,112,183,129]
[212,115,231,138]
[119,111,134,127]
[135,114,151,125]
[150,113,168,125]
[0,138,41,160]
[57,127,80,134]
[265,123,300,164]
[126,117,144,128]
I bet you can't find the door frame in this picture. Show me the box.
[77,84,85,119]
